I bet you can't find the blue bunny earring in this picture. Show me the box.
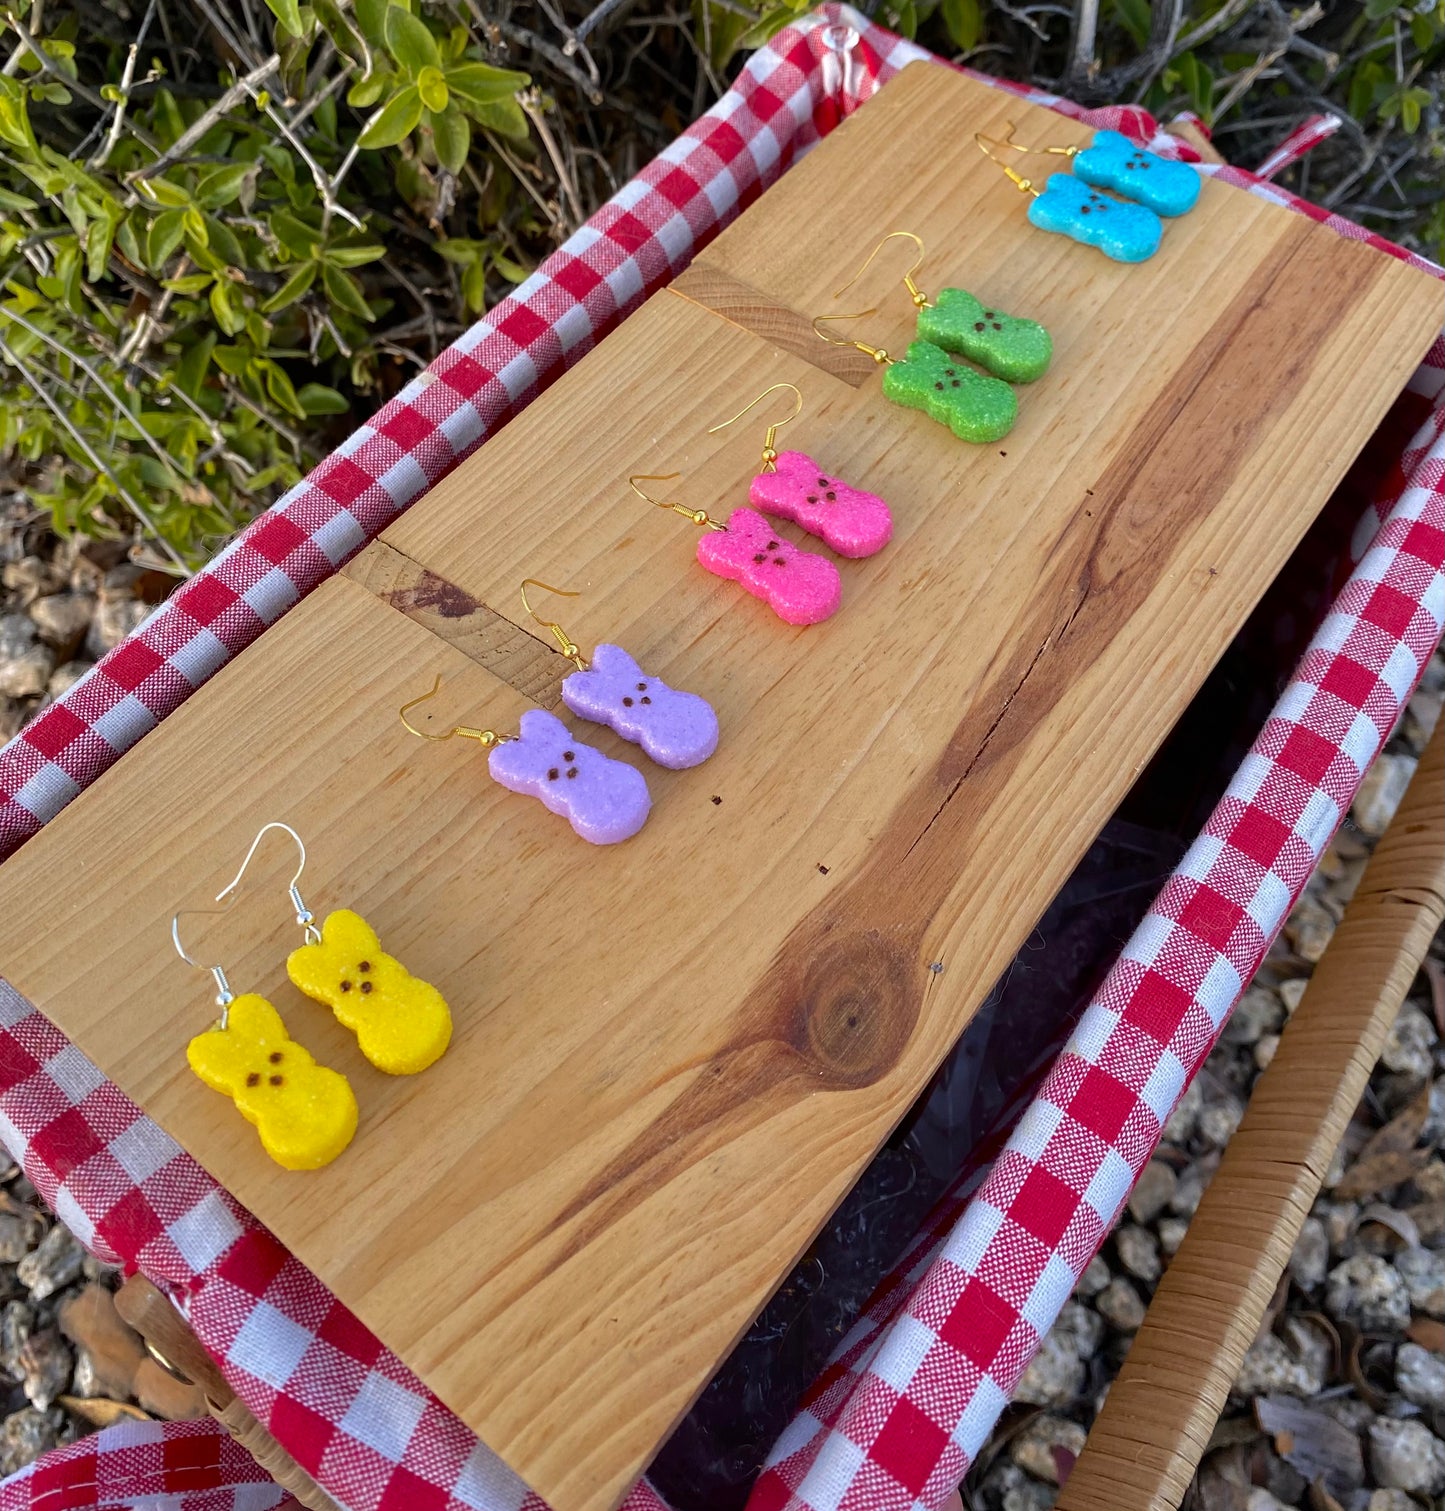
[977,131,1163,263]
[1003,125,1201,218]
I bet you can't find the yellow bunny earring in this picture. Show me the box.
[173,891,358,1172]
[240,823,454,1076]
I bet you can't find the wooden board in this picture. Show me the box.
[0,59,1441,1511]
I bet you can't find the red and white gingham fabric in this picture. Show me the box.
[1,11,1442,1511]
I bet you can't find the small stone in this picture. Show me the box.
[45,660,90,700]
[1254,1034,1280,1071]
[0,1300,32,1378]
[1278,978,1309,1015]
[0,613,36,660]
[16,1224,83,1301]
[1096,1277,1147,1331]
[1077,1255,1111,1297]
[1326,1254,1411,1331]
[1158,1217,1189,1256]
[1129,1160,1178,1225]
[18,1328,70,1411]
[1404,688,1442,750]
[1246,1490,1293,1511]
[1162,1078,1203,1146]
[1317,1199,1360,1251]
[0,557,57,603]
[84,597,149,659]
[1225,987,1285,1047]
[1368,1491,1420,1511]
[0,1407,61,1475]
[27,594,93,655]
[0,623,52,698]
[1381,1002,1438,1081]
[983,1462,1052,1511]
[1014,1328,1085,1407]
[1352,753,1419,838]
[1288,1216,1329,1290]
[0,1212,36,1265]
[1321,1395,1376,1431]
[1286,897,1335,964]
[1011,1414,1087,1485]
[1396,1245,1445,1317]
[0,700,22,742]
[1367,1417,1445,1495]
[1422,1080,1445,1146]
[1233,1317,1330,1397]
[1171,1162,1214,1218]
[1197,1095,1245,1150]
[1116,1224,1161,1284]
[1396,1341,1445,1409]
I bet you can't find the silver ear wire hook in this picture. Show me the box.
[214,821,321,945]
[171,904,237,1027]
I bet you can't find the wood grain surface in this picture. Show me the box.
[0,60,1439,1511]
[1058,722,1445,1511]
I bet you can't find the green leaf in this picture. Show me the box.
[139,175,192,208]
[347,70,390,108]
[1349,61,1383,120]
[444,61,531,109]
[194,162,252,209]
[0,186,36,211]
[321,239,386,267]
[384,4,440,73]
[175,328,216,397]
[84,214,116,282]
[417,64,449,112]
[321,260,373,319]
[263,260,317,311]
[262,359,305,417]
[428,104,469,172]
[209,279,246,335]
[1176,51,1214,119]
[146,208,187,270]
[434,236,489,263]
[354,0,389,42]
[467,96,527,139]
[357,83,422,148]
[265,0,305,35]
[1110,0,1150,45]
[1411,10,1434,47]
[461,255,485,313]
[493,253,528,282]
[162,272,213,293]
[296,381,349,414]
[941,0,983,49]
[201,214,245,268]
[270,208,321,258]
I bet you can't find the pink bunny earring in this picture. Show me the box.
[629,471,842,627]
[708,383,893,559]
[399,676,651,845]
[520,579,718,770]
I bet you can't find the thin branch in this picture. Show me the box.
[130,54,280,180]
[520,93,585,229]
[0,336,190,573]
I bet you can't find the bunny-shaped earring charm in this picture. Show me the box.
[400,676,652,844]
[629,472,842,626]
[834,231,1052,385]
[172,837,359,1170]
[995,123,1201,219]
[520,580,718,768]
[707,382,893,558]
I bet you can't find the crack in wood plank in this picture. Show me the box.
[343,540,568,710]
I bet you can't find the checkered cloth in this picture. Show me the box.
[1,9,1442,1511]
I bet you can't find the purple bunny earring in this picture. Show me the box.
[399,676,651,845]
[520,579,718,770]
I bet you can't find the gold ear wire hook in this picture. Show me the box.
[999,119,1078,159]
[520,579,588,670]
[214,820,319,943]
[398,675,510,746]
[628,472,727,531]
[834,230,930,310]
[706,382,802,473]
[975,132,1040,197]
[812,309,892,366]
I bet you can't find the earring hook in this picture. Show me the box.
[520,579,588,670]
[997,120,1077,159]
[171,903,237,1021]
[628,472,727,531]
[812,309,892,366]
[976,132,1039,197]
[833,231,929,309]
[398,675,509,746]
[213,820,319,944]
[707,382,803,472]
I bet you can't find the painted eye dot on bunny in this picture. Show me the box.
[339,980,352,992]
[246,1072,261,1087]
[269,1051,283,1064]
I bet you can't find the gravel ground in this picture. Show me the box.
[1,494,1443,1502]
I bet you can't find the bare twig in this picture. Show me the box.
[130,54,280,179]
[521,93,586,229]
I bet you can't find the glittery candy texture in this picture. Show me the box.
[880,341,1017,443]
[562,643,718,770]
[287,909,452,1076]
[1075,131,1201,217]
[916,288,1052,384]
[187,994,358,1171]
[488,708,651,844]
[696,508,842,625]
[748,451,893,559]
[1028,174,1162,263]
